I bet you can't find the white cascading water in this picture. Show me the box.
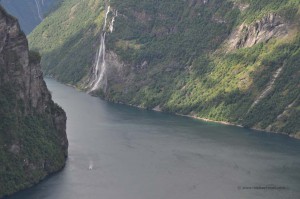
[90,32,107,91]
[34,0,43,21]
[109,10,117,32]
[88,5,117,92]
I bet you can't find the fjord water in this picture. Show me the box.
[9,79,300,199]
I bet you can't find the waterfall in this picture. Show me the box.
[89,33,107,91]
[34,0,43,21]
[88,5,117,92]
[109,10,117,32]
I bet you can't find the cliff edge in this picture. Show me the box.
[0,6,68,198]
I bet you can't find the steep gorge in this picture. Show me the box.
[0,6,68,198]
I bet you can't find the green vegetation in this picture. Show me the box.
[0,5,67,197]
[0,84,66,197]
[29,50,41,63]
[29,0,300,136]
[29,0,105,84]
[232,0,300,23]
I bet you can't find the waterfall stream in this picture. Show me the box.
[88,5,117,92]
[90,32,107,91]
[34,0,43,21]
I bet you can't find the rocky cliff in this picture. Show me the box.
[227,13,290,50]
[0,6,68,198]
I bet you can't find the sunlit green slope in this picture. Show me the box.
[29,0,300,137]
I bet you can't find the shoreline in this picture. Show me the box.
[156,108,300,140]
[135,104,300,140]
[44,77,300,140]
[2,161,67,199]
[121,102,299,140]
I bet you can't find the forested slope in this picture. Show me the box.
[29,0,300,137]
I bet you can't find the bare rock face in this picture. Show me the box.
[227,13,289,50]
[0,7,47,114]
[0,6,68,197]
[0,6,68,144]
[105,51,127,91]
[232,1,249,12]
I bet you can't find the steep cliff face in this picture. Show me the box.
[0,6,68,198]
[227,13,290,50]
[29,0,300,137]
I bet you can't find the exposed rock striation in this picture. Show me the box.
[228,13,289,50]
[0,6,68,198]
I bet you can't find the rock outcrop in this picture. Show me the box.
[0,6,68,198]
[228,13,289,50]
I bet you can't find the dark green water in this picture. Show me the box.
[8,79,300,199]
